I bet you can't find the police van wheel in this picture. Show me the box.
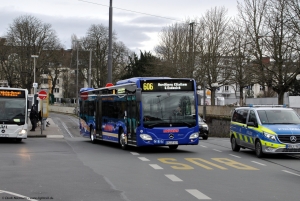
[231,136,240,152]
[119,130,127,150]
[90,127,96,144]
[255,140,264,158]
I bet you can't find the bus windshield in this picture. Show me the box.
[142,91,196,128]
[0,98,26,124]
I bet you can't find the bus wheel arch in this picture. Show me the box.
[119,128,127,150]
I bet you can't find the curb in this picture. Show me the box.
[28,135,64,139]
[27,135,47,138]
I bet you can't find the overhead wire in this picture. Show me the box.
[78,0,183,22]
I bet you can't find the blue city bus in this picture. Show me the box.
[79,77,199,149]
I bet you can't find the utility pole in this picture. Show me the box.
[188,22,194,78]
[89,50,92,87]
[203,81,206,120]
[31,55,39,95]
[107,0,113,84]
[76,41,79,108]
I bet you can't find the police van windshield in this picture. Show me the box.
[257,110,300,124]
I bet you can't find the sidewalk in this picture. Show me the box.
[27,118,64,138]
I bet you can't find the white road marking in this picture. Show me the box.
[251,161,266,166]
[0,190,38,201]
[213,149,222,152]
[149,164,163,169]
[138,157,150,161]
[165,174,182,182]
[130,152,140,155]
[282,170,300,177]
[186,189,211,200]
[229,154,241,158]
[200,145,207,148]
[69,116,80,125]
[61,121,74,138]
[47,135,64,139]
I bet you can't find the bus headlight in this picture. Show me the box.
[19,129,26,134]
[263,132,276,141]
[140,134,152,140]
[189,132,199,139]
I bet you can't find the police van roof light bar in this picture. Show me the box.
[248,104,287,108]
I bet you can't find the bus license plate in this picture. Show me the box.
[287,144,300,149]
[166,141,178,145]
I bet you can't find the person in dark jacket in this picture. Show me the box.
[30,106,38,131]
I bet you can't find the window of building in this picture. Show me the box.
[260,85,264,91]
[42,78,48,84]
[54,88,59,93]
[224,85,229,92]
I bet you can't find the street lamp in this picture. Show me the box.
[31,55,39,94]
[73,40,80,109]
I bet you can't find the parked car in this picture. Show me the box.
[197,115,209,140]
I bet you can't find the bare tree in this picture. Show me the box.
[194,7,231,105]
[155,21,191,78]
[238,0,300,104]
[2,15,62,92]
[72,24,131,88]
[286,0,300,38]
[227,18,256,105]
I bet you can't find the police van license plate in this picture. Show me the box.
[166,141,178,145]
[287,144,300,149]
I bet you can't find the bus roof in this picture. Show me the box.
[116,77,171,85]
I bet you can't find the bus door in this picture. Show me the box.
[127,95,138,144]
[96,96,103,139]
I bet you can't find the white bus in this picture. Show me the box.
[0,87,29,142]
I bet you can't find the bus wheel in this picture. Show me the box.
[169,145,178,150]
[119,130,127,150]
[231,136,240,152]
[90,127,96,144]
[255,140,264,158]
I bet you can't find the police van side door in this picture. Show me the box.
[231,108,248,147]
[239,109,249,147]
[245,110,257,149]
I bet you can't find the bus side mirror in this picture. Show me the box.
[136,88,142,102]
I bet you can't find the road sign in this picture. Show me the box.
[38,90,47,100]
[81,92,88,100]
[33,83,38,88]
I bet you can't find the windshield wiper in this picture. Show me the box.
[174,121,193,127]
[148,122,167,127]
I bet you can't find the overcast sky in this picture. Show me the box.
[0,0,239,53]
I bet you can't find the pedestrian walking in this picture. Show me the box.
[30,106,38,131]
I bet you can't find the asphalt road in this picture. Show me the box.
[0,112,300,201]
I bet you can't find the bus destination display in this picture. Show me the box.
[141,80,194,91]
[0,90,25,98]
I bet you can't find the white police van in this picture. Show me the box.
[230,105,300,158]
